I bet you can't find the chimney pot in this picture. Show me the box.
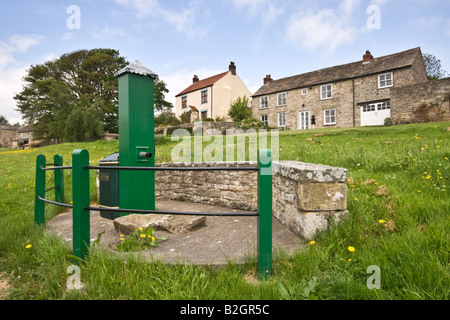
[264,74,273,85]
[229,61,236,75]
[363,50,374,63]
[193,75,199,83]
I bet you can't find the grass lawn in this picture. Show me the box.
[0,122,448,300]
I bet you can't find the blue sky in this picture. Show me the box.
[1,0,449,124]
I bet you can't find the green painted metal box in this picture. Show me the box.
[98,152,120,220]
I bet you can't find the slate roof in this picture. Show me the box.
[176,71,229,97]
[252,47,423,97]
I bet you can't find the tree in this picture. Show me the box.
[228,96,251,123]
[0,115,10,126]
[154,80,173,112]
[14,48,127,140]
[154,110,181,127]
[423,53,447,80]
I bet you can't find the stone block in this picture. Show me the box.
[298,183,347,211]
[273,161,347,183]
[113,214,206,235]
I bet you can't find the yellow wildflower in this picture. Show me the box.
[348,246,355,252]
[140,234,146,238]
[26,244,32,249]
[309,241,315,245]
[379,219,387,224]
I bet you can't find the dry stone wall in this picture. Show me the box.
[155,161,348,239]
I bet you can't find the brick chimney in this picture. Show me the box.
[193,75,199,83]
[229,61,236,75]
[363,50,374,63]
[263,74,273,85]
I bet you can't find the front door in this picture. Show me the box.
[299,111,309,130]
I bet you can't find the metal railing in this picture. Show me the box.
[35,149,273,279]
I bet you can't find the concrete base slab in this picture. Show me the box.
[46,200,304,265]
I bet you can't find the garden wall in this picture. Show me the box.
[155,121,236,136]
[390,77,450,124]
[154,161,348,239]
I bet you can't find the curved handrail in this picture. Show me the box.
[38,195,73,208]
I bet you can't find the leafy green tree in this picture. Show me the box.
[228,95,251,123]
[154,110,181,127]
[154,80,173,112]
[0,115,10,125]
[423,53,447,80]
[14,48,127,140]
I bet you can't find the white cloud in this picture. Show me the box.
[114,0,208,38]
[231,0,283,25]
[284,1,359,52]
[92,25,128,39]
[0,34,44,123]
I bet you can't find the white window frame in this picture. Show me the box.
[302,89,308,95]
[278,112,286,127]
[277,92,287,106]
[299,111,310,130]
[378,72,393,89]
[324,109,336,125]
[320,84,332,100]
[260,96,269,109]
[261,114,268,126]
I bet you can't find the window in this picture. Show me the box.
[302,89,308,95]
[201,90,208,104]
[324,109,336,125]
[377,101,391,110]
[320,84,332,100]
[201,110,207,120]
[378,72,393,88]
[260,96,268,109]
[277,92,287,106]
[362,104,375,112]
[278,112,286,127]
[362,102,390,112]
[261,114,268,126]
[181,96,187,109]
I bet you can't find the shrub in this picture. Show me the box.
[228,96,251,123]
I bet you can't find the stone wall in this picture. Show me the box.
[251,65,428,130]
[155,121,236,136]
[154,161,348,239]
[390,77,450,123]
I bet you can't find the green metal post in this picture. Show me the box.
[72,149,90,260]
[257,149,272,280]
[116,61,158,215]
[34,155,46,226]
[54,154,64,203]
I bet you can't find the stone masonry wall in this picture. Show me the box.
[155,121,236,136]
[154,161,348,239]
[390,77,450,123]
[252,66,426,130]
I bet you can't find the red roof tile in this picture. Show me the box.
[176,71,228,97]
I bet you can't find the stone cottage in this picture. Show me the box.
[251,47,428,129]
